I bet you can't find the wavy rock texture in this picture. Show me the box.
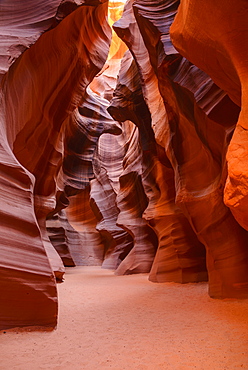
[170,0,248,234]
[90,0,128,101]
[92,53,157,274]
[60,88,121,193]
[111,0,168,149]
[58,89,122,267]
[115,123,158,275]
[66,188,105,266]
[90,127,134,270]
[109,45,206,282]
[130,0,248,298]
[0,116,58,329]
[46,211,76,268]
[0,0,111,329]
[48,0,128,270]
[2,0,248,333]
[0,0,62,75]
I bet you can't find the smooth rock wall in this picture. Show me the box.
[133,0,248,298]
[0,0,111,329]
[170,0,248,233]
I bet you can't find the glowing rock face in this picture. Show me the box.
[90,0,127,101]
[1,0,248,331]
[0,0,111,330]
[170,0,248,232]
[111,0,248,298]
[110,1,207,284]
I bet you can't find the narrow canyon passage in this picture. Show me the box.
[1,267,248,370]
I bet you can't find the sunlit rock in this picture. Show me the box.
[133,0,248,298]
[90,0,128,101]
[90,128,134,270]
[109,39,206,282]
[170,0,248,234]
[66,188,105,266]
[59,88,122,267]
[0,0,111,329]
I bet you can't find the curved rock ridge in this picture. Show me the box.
[54,88,122,267]
[0,0,61,75]
[133,0,238,119]
[170,0,248,233]
[143,152,208,284]
[90,1,128,101]
[108,53,158,274]
[131,0,248,298]
[46,211,76,268]
[91,50,157,273]
[0,101,58,329]
[61,87,122,194]
[112,0,168,151]
[90,128,134,270]
[109,43,206,282]
[9,4,111,191]
[115,123,158,275]
[108,50,155,151]
[0,1,111,329]
[66,188,105,266]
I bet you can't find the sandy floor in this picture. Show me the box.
[1,266,248,370]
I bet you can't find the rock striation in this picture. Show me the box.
[1,0,248,331]
[110,0,248,298]
[0,0,112,329]
[110,11,207,283]
[170,0,248,233]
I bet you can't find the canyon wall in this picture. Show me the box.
[1,0,248,329]
[170,0,248,232]
[0,0,112,329]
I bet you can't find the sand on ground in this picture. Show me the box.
[1,266,248,370]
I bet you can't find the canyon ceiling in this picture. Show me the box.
[1,0,248,330]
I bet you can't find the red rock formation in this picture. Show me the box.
[131,0,248,298]
[46,211,76,267]
[90,0,128,101]
[115,122,158,275]
[170,0,248,234]
[91,48,157,274]
[0,0,62,75]
[2,0,248,333]
[66,188,105,266]
[0,1,111,329]
[59,88,123,267]
[0,138,58,329]
[90,129,134,270]
[109,41,206,282]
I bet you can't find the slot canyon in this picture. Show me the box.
[1,0,248,369]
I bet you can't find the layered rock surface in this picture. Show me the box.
[110,0,248,298]
[110,16,207,283]
[0,0,112,329]
[170,0,248,233]
[1,0,248,331]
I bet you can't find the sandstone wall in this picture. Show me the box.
[1,0,248,330]
[0,0,112,329]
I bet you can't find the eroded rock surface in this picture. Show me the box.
[0,0,111,329]
[133,0,248,298]
[109,24,207,283]
[170,0,248,233]
[108,0,248,298]
[1,0,248,331]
